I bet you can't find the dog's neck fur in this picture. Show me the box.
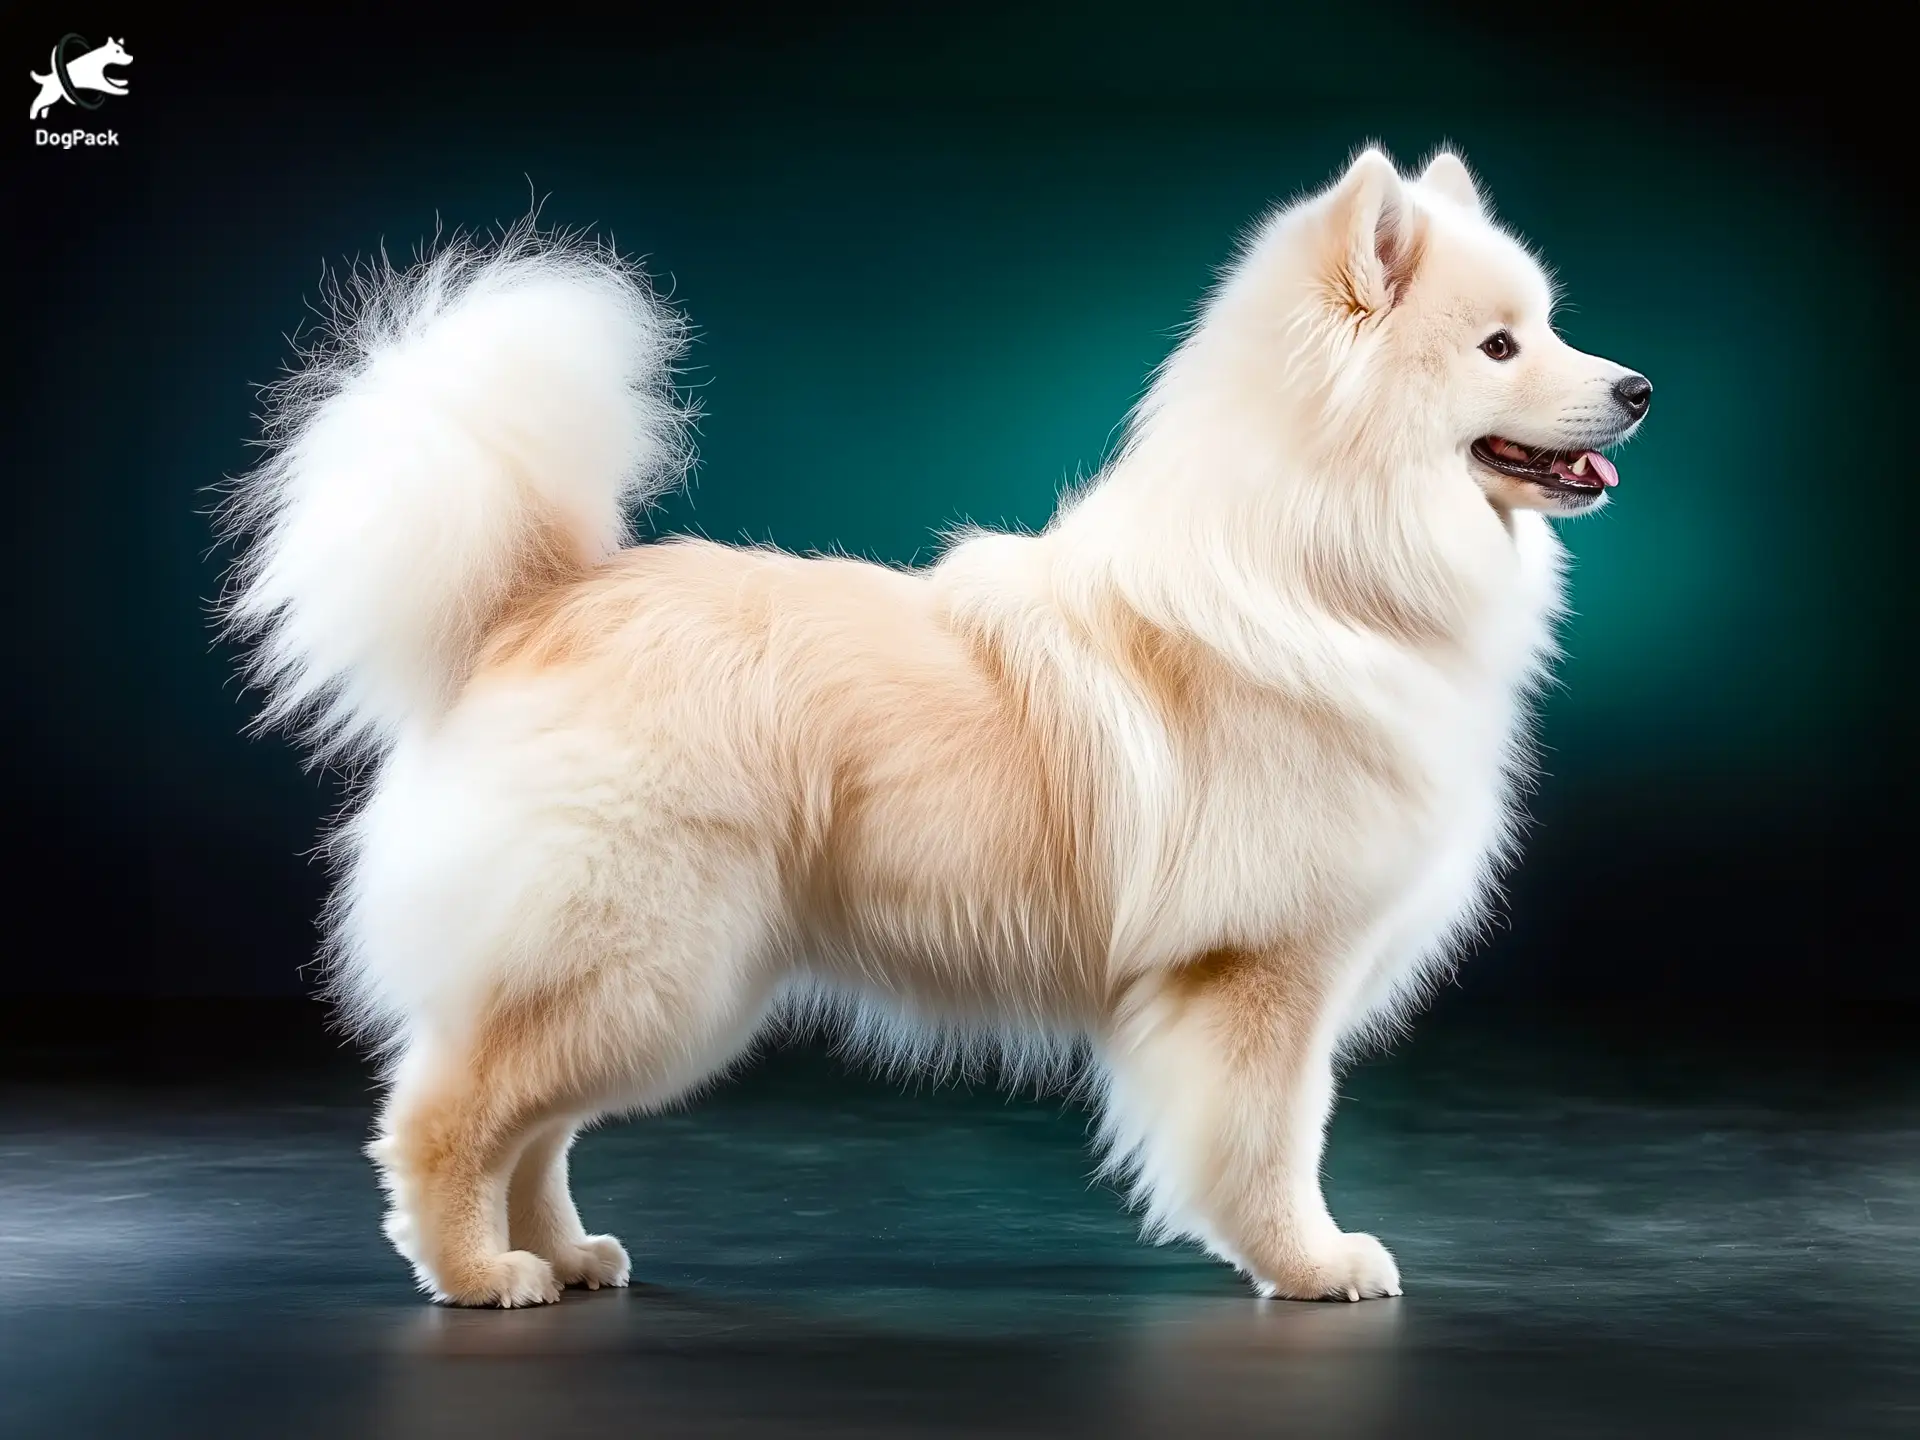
[1025,326,1563,708]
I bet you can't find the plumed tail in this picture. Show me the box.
[220,223,689,763]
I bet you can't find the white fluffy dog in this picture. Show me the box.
[225,147,1650,1306]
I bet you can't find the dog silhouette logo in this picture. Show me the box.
[29,34,132,120]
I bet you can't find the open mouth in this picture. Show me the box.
[1470,437,1618,501]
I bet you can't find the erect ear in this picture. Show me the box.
[1322,147,1426,318]
[1419,151,1484,216]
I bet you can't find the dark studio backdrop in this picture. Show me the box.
[3,2,1913,1053]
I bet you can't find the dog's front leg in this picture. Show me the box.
[1098,947,1401,1300]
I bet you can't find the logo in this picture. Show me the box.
[29,34,132,126]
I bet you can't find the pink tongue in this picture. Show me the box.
[1550,450,1619,488]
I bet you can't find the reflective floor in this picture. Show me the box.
[2,1023,1915,1437]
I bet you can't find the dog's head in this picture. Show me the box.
[1217,148,1650,516]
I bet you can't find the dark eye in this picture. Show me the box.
[1479,329,1518,362]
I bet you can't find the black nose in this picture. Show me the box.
[1613,373,1653,419]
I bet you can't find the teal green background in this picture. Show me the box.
[5,3,1908,1007]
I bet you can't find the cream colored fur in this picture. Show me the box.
[224,148,1646,1306]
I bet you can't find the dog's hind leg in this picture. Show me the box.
[372,949,776,1306]
[1098,946,1401,1302]
[370,1023,566,1308]
[365,835,784,1307]
[506,1119,630,1290]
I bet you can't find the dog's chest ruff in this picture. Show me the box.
[1129,521,1563,994]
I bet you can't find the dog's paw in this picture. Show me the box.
[1254,1231,1402,1302]
[547,1233,631,1291]
[430,1250,563,1308]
